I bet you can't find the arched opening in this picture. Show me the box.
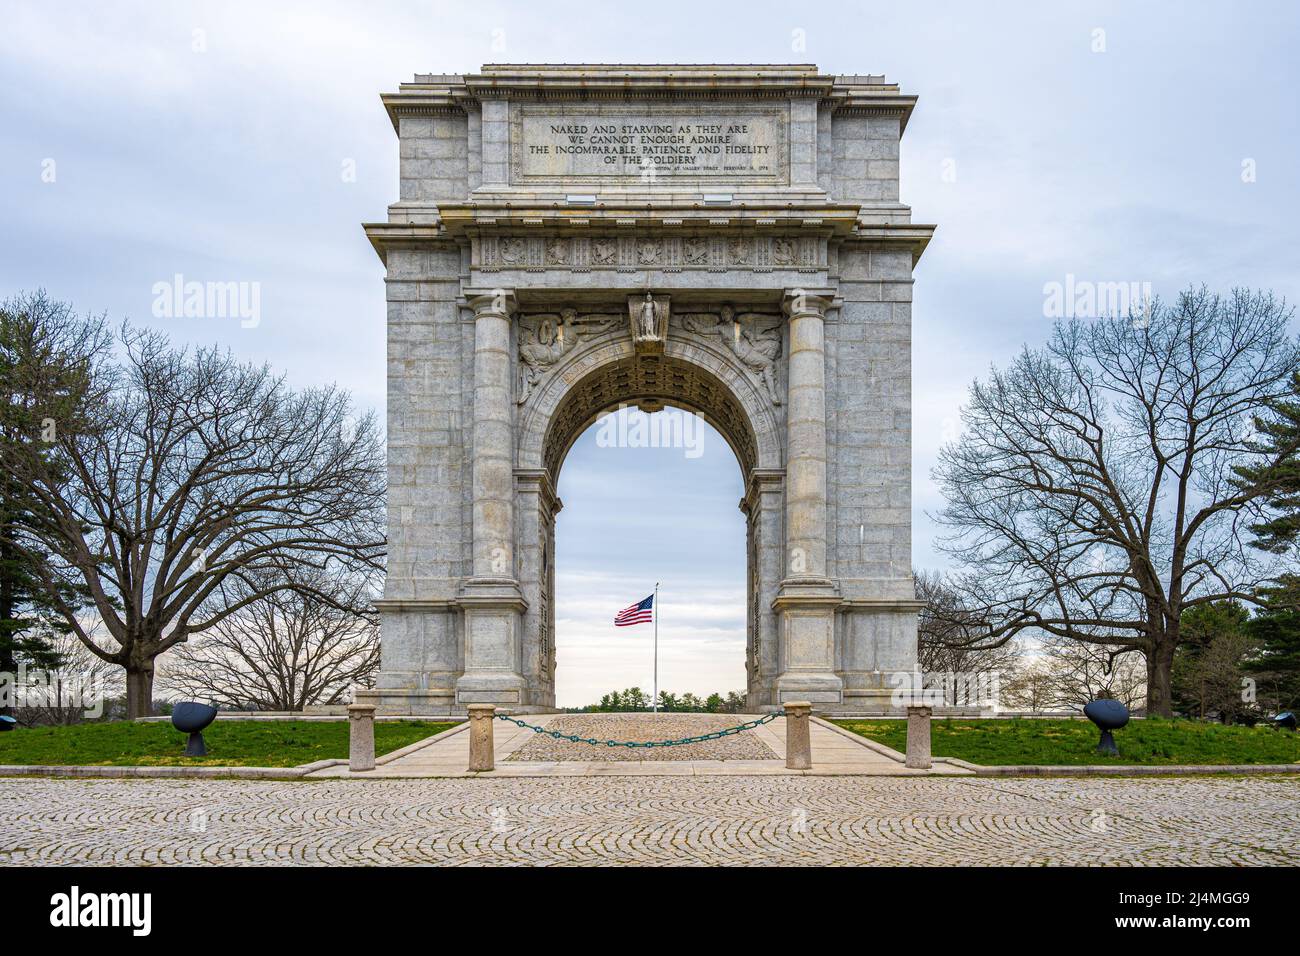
[542,354,761,479]
[518,347,785,712]
[553,409,745,708]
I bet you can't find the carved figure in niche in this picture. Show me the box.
[638,293,658,339]
[516,308,619,404]
[628,293,669,354]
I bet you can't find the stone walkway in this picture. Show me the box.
[507,713,778,761]
[2,774,1297,866]
[308,714,967,778]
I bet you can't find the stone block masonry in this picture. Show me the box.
[359,65,935,716]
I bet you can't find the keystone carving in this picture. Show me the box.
[628,293,670,354]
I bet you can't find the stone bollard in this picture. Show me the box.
[784,701,813,770]
[906,704,932,769]
[467,704,497,772]
[347,703,376,772]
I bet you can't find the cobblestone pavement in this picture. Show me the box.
[2,774,1297,866]
[505,713,777,761]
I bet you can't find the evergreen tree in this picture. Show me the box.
[1235,370,1300,710]
[1245,575,1300,711]
[0,293,103,715]
[1235,369,1300,552]
[1172,601,1257,723]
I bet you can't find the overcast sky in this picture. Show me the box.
[3,1,1297,705]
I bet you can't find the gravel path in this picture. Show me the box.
[3,775,1298,865]
[505,713,777,762]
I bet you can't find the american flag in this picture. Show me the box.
[614,593,654,627]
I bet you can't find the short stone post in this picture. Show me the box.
[347,703,376,773]
[784,701,813,770]
[906,704,932,769]
[467,704,497,772]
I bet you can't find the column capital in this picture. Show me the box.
[465,288,516,318]
[782,288,835,319]
[515,467,562,518]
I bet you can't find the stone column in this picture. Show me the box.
[467,704,497,772]
[743,469,784,709]
[906,705,932,769]
[457,290,528,709]
[773,290,843,707]
[784,701,813,770]
[783,290,830,581]
[348,703,376,772]
[515,468,561,710]
[470,289,515,582]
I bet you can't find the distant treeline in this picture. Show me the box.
[574,688,748,713]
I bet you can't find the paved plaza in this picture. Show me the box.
[309,713,967,777]
[2,774,1297,866]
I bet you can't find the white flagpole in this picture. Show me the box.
[652,582,660,713]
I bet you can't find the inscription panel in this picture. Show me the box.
[510,103,789,185]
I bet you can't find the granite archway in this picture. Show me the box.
[360,63,933,716]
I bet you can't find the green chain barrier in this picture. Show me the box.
[495,711,779,748]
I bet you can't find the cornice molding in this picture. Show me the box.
[380,64,917,134]
[362,217,937,267]
[437,203,861,237]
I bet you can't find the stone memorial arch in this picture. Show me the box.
[359,65,934,715]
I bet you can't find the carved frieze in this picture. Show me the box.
[476,233,824,274]
[591,238,617,266]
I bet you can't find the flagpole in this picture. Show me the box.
[652,582,660,713]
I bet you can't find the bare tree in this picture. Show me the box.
[934,288,1299,716]
[999,659,1058,714]
[1036,638,1148,713]
[2,307,385,717]
[915,569,1020,705]
[1000,640,1146,714]
[164,566,379,710]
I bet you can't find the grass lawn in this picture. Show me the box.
[832,717,1300,766]
[0,719,456,768]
